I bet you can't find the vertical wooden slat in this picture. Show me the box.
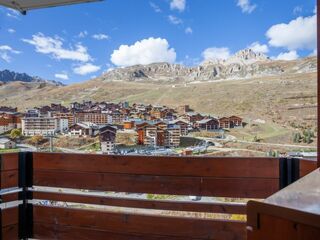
[1,207,19,240]
[299,159,317,177]
[0,153,19,190]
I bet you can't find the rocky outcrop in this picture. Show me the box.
[101,49,316,83]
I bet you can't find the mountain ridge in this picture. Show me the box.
[0,69,64,86]
[100,49,316,83]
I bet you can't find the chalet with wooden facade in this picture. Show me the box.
[219,116,243,129]
[68,122,100,137]
[99,125,117,154]
[180,112,204,124]
[169,119,189,136]
[195,118,220,131]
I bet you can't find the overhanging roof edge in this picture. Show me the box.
[0,0,102,13]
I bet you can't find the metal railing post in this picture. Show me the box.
[279,158,300,190]
[18,152,33,239]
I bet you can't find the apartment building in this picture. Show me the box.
[24,109,40,118]
[165,125,181,147]
[136,121,181,147]
[75,113,108,125]
[59,118,69,133]
[169,120,189,136]
[136,122,156,146]
[109,111,125,124]
[0,112,21,134]
[22,112,60,136]
[144,124,159,146]
[53,112,75,128]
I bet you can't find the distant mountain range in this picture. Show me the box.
[0,69,64,86]
[1,49,316,87]
[101,49,316,83]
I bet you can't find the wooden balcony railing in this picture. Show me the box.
[247,168,320,240]
[0,152,317,239]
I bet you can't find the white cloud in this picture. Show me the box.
[0,45,20,53]
[55,73,69,80]
[22,33,92,62]
[237,0,257,14]
[7,28,16,33]
[248,42,269,53]
[150,2,161,13]
[275,50,299,61]
[313,5,317,14]
[266,14,316,51]
[92,34,109,40]
[110,37,176,67]
[6,9,19,19]
[170,0,186,12]
[73,63,101,75]
[168,15,183,25]
[185,27,193,34]
[202,47,231,61]
[78,31,88,38]
[293,6,303,15]
[0,45,21,62]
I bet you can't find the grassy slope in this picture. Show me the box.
[0,72,316,132]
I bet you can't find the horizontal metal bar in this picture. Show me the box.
[0,188,22,195]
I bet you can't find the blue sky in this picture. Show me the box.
[0,0,317,84]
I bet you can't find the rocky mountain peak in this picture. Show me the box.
[233,48,269,62]
[201,48,270,66]
[99,52,315,83]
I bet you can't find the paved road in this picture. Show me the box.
[56,147,89,154]
[233,139,317,149]
[206,146,264,154]
[17,144,37,152]
[193,135,317,149]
